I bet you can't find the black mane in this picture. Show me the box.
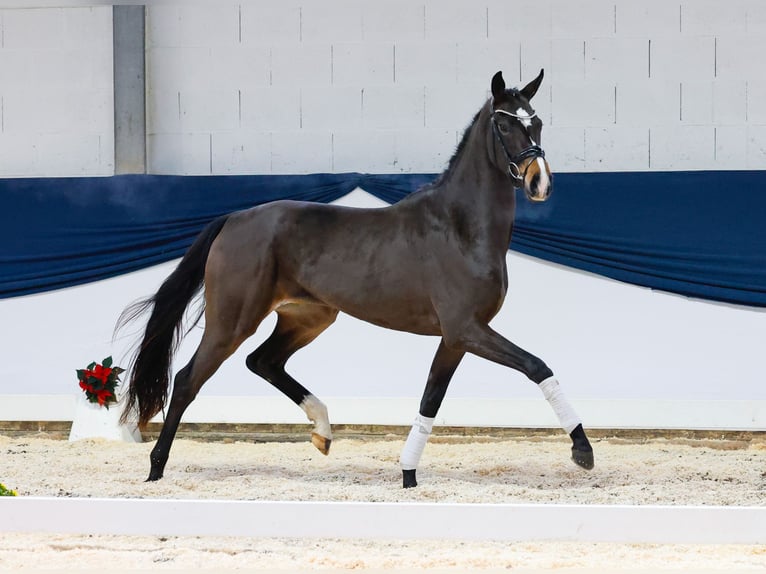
[421,106,484,191]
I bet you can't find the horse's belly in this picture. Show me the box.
[285,244,440,334]
[347,303,441,336]
[313,286,439,336]
[294,270,436,334]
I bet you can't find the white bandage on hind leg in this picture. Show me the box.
[539,376,581,434]
[300,394,332,440]
[400,413,435,470]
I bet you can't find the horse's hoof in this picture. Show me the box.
[145,471,163,482]
[571,447,594,470]
[311,432,332,455]
[402,469,417,488]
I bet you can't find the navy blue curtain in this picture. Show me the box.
[511,171,766,307]
[2,171,765,306]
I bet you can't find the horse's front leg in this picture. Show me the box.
[537,375,594,469]
[445,322,594,470]
[401,340,464,488]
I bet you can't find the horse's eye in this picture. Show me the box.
[498,123,510,134]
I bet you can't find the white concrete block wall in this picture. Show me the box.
[457,41,519,85]
[211,130,272,173]
[586,38,648,82]
[747,126,766,166]
[488,1,553,41]
[544,126,585,170]
[4,2,766,177]
[273,43,333,87]
[241,87,300,131]
[650,126,716,170]
[681,0,747,36]
[714,126,747,169]
[425,84,488,130]
[746,79,766,124]
[394,41,457,85]
[585,127,649,171]
[301,1,363,43]
[362,86,424,130]
[142,0,766,176]
[301,87,362,131]
[361,1,424,42]
[332,129,397,173]
[271,130,332,173]
[616,1,680,38]
[650,37,716,81]
[551,0,615,39]
[333,43,394,86]
[240,1,300,44]
[425,2,486,41]
[712,81,747,125]
[0,6,113,176]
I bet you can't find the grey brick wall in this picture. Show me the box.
[3,2,765,176]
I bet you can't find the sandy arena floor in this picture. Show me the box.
[0,432,764,571]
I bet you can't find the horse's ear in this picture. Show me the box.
[491,71,506,101]
[520,68,544,101]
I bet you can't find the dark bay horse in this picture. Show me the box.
[119,70,594,488]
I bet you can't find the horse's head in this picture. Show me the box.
[489,69,552,202]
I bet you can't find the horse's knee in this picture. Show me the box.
[442,330,553,383]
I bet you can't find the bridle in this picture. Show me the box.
[490,106,546,187]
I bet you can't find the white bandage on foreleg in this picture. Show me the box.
[400,413,435,470]
[539,376,581,434]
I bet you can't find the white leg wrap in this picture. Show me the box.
[300,395,332,439]
[539,376,581,434]
[400,414,435,470]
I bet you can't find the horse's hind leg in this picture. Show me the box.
[246,302,339,454]
[148,328,244,481]
[148,283,272,481]
[401,339,464,488]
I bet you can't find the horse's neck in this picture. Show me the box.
[433,119,517,246]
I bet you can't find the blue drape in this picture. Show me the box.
[511,171,766,307]
[2,171,765,306]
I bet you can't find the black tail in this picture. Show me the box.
[117,215,229,429]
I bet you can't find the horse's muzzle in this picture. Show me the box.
[523,157,552,202]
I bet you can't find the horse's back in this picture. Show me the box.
[209,198,445,334]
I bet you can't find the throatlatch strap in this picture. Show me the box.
[400,413,435,470]
[539,376,581,434]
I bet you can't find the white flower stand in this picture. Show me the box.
[68,394,142,442]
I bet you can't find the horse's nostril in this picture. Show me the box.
[530,173,540,193]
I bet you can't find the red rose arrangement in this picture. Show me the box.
[77,356,124,408]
